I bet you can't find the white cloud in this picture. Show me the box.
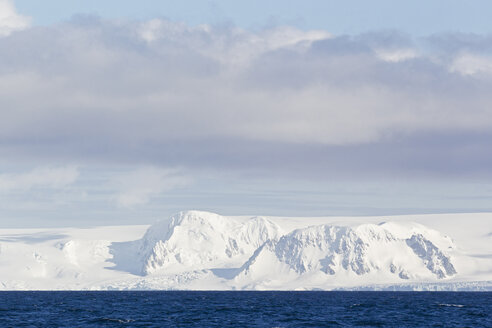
[138,20,331,69]
[375,48,418,62]
[0,166,79,192]
[0,0,30,37]
[112,167,191,208]
[450,53,492,76]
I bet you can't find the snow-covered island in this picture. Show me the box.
[0,211,491,291]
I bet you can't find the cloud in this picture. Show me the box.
[0,0,30,37]
[137,20,331,67]
[112,167,191,208]
[374,48,418,62]
[450,53,492,76]
[0,166,79,192]
[1,19,492,179]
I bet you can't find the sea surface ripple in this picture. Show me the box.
[0,291,490,327]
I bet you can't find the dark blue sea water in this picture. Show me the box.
[0,291,490,327]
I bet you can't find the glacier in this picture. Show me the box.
[0,210,491,291]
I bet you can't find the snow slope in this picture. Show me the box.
[235,222,457,290]
[0,211,490,290]
[138,211,282,275]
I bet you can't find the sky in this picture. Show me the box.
[1,0,492,227]
[13,0,492,36]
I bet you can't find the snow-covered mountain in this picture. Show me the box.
[138,211,282,275]
[0,211,491,290]
[235,223,457,289]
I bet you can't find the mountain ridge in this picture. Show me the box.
[0,210,490,290]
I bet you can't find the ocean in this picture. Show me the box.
[0,291,490,327]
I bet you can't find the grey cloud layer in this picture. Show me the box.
[1,18,492,177]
